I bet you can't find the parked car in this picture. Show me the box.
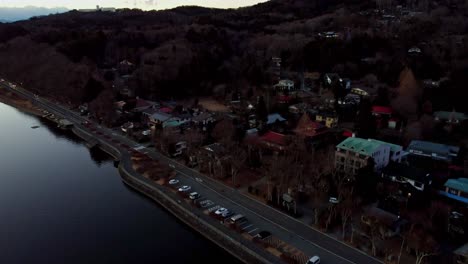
[307,256,320,264]
[329,197,339,204]
[215,207,229,216]
[195,177,203,183]
[168,179,179,185]
[189,192,200,200]
[169,164,175,169]
[178,185,191,192]
[221,211,234,218]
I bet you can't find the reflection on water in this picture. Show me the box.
[0,103,241,264]
[89,147,113,166]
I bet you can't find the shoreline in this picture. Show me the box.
[0,88,275,264]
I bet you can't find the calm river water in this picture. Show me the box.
[0,102,240,264]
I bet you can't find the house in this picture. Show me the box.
[134,98,158,112]
[335,137,396,175]
[367,139,404,163]
[434,111,468,125]
[259,131,288,151]
[148,112,173,126]
[315,111,338,128]
[372,106,393,117]
[267,113,286,125]
[350,87,370,97]
[294,114,328,139]
[274,79,295,92]
[407,140,460,163]
[440,178,468,205]
[192,112,214,125]
[381,163,431,191]
[288,103,309,114]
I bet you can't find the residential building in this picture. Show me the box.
[407,140,460,163]
[267,113,286,125]
[133,98,159,112]
[315,111,339,128]
[274,79,295,92]
[434,111,468,125]
[149,112,189,128]
[258,131,288,151]
[288,103,309,114]
[367,139,404,163]
[381,163,431,191]
[294,114,328,139]
[440,178,468,204]
[335,137,399,175]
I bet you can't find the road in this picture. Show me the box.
[0,80,382,264]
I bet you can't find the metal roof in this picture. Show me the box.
[444,178,468,193]
[336,137,384,156]
[407,140,459,160]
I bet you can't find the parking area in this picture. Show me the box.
[164,174,318,264]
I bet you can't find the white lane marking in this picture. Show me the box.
[242,224,253,230]
[248,228,259,234]
[175,170,359,264]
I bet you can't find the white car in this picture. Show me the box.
[329,197,339,204]
[168,179,179,185]
[195,177,203,183]
[178,185,191,192]
[215,207,229,215]
[189,192,200,200]
[169,164,175,169]
[307,256,320,264]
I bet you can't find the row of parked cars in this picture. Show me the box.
[167,177,321,264]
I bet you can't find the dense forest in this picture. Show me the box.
[1,0,468,112]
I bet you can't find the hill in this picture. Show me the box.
[0,0,467,112]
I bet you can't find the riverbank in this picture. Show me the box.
[0,88,42,116]
[71,125,276,264]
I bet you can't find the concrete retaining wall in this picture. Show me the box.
[71,126,276,264]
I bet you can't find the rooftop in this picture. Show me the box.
[267,113,286,125]
[434,111,468,121]
[367,139,402,152]
[150,112,173,122]
[337,137,383,156]
[259,131,287,147]
[407,140,460,160]
[445,178,468,193]
[372,106,393,115]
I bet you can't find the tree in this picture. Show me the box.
[407,226,439,264]
[256,95,268,125]
[355,98,376,138]
[228,144,247,187]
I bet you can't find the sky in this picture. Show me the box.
[0,0,269,10]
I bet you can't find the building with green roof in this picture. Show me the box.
[335,137,403,175]
[441,178,468,205]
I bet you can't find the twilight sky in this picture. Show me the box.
[0,0,269,10]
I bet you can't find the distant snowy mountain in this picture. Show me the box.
[0,6,68,22]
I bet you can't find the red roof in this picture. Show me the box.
[342,131,354,137]
[372,106,393,115]
[295,121,328,137]
[259,131,287,147]
[159,107,173,113]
